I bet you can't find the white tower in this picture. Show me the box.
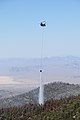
[39,21,46,105]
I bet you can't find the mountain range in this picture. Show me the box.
[0,56,80,85]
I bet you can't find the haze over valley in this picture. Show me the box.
[0,56,80,85]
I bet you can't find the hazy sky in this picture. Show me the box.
[0,0,80,58]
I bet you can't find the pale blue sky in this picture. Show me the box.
[0,0,80,58]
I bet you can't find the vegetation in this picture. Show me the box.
[0,95,80,119]
[1,82,80,108]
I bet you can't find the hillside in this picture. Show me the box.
[0,82,80,108]
[0,95,80,119]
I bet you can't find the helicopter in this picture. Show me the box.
[40,21,46,27]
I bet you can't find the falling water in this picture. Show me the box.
[39,21,46,105]
[39,70,44,105]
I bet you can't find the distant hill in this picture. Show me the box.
[0,56,80,85]
[0,82,80,108]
